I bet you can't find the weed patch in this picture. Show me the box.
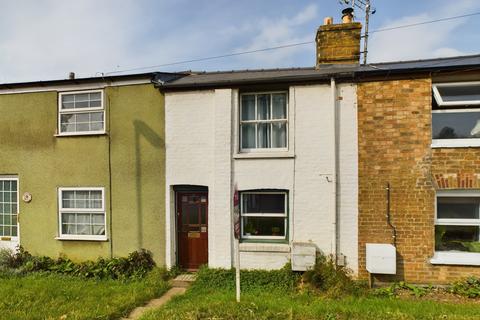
[193,263,300,292]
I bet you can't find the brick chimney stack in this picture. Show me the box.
[315,9,362,66]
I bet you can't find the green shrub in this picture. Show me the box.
[193,263,300,292]
[449,277,480,298]
[0,248,155,280]
[303,252,365,297]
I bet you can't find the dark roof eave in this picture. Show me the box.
[0,72,184,90]
[159,71,357,90]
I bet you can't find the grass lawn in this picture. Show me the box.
[0,268,169,320]
[141,285,480,320]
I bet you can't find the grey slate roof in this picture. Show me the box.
[159,54,480,89]
[0,54,479,90]
[0,72,185,89]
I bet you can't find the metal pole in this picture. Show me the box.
[363,1,371,65]
[233,185,241,302]
[235,239,240,302]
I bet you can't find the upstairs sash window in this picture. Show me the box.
[240,92,288,151]
[58,90,105,135]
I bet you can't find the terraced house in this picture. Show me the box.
[158,18,363,273]
[356,54,480,284]
[2,10,480,285]
[0,72,180,264]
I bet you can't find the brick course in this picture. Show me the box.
[358,78,480,284]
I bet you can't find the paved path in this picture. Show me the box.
[122,274,196,320]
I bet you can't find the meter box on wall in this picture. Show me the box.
[366,243,396,275]
[291,242,316,271]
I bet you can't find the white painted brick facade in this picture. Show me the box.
[165,83,358,274]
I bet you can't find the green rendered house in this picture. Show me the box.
[0,72,179,264]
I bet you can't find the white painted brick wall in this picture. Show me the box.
[165,84,358,274]
[338,84,359,274]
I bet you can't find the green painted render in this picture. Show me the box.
[0,84,166,264]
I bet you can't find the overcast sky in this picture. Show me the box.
[1,0,480,83]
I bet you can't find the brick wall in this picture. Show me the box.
[316,22,362,65]
[358,78,480,284]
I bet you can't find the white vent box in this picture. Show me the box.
[366,243,396,275]
[291,242,316,271]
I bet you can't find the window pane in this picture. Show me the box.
[242,216,285,237]
[76,123,90,132]
[90,92,101,100]
[92,214,104,224]
[435,225,480,252]
[272,122,286,148]
[432,112,480,139]
[437,84,480,103]
[257,123,271,148]
[11,226,17,237]
[62,95,74,103]
[437,197,480,219]
[241,123,256,149]
[91,122,104,131]
[90,112,104,122]
[62,213,76,223]
[241,95,255,121]
[60,114,76,132]
[93,225,105,235]
[76,113,89,123]
[272,94,287,119]
[242,193,285,213]
[257,94,271,120]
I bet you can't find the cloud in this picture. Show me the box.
[0,0,147,82]
[231,4,318,67]
[368,0,480,62]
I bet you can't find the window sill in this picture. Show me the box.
[55,132,107,137]
[234,152,295,159]
[239,243,290,253]
[430,251,480,266]
[55,236,108,242]
[431,139,480,148]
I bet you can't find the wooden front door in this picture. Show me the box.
[177,192,208,270]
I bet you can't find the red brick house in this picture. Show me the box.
[356,58,480,284]
[315,13,480,283]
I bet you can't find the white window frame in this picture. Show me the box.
[432,81,480,148]
[0,176,19,240]
[240,191,288,241]
[433,82,480,107]
[57,187,107,241]
[57,90,106,136]
[431,190,480,265]
[431,108,480,148]
[239,91,288,153]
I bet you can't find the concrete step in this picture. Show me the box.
[171,273,197,288]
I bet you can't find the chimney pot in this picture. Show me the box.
[341,7,354,23]
[69,72,75,80]
[323,16,333,25]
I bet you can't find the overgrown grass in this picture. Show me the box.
[141,265,480,320]
[0,268,170,320]
[141,285,480,320]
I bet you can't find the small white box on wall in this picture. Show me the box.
[366,243,396,275]
[291,242,316,271]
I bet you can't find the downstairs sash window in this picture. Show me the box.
[435,192,480,253]
[58,187,106,241]
[240,191,287,241]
